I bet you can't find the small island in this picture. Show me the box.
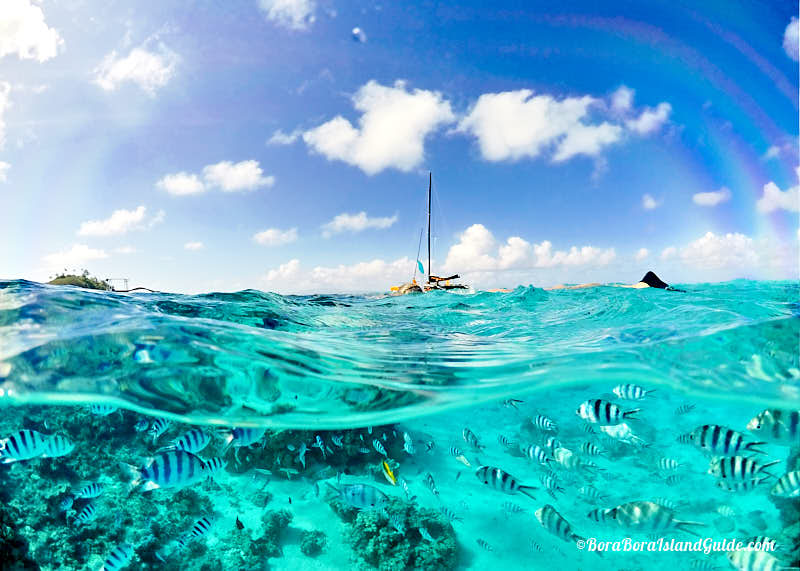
[47,269,113,291]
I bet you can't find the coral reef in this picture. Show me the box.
[258,508,293,557]
[299,529,327,557]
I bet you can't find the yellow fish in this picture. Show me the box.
[381,461,397,486]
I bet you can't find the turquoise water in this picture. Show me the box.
[0,278,798,570]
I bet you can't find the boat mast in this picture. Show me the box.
[427,171,431,282]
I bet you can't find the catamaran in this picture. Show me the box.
[391,173,469,295]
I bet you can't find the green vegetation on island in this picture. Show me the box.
[47,270,112,291]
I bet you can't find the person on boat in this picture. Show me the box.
[487,271,681,293]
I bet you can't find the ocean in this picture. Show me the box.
[0,278,798,570]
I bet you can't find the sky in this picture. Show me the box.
[0,0,798,293]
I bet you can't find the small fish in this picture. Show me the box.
[612,384,654,401]
[577,399,639,425]
[297,443,308,468]
[599,423,646,447]
[334,483,388,511]
[716,505,736,517]
[73,482,105,499]
[389,514,405,533]
[503,398,524,409]
[476,539,493,551]
[235,516,244,530]
[72,503,97,526]
[535,504,584,544]
[587,507,617,522]
[59,496,74,511]
[497,435,515,448]
[372,439,387,457]
[90,404,119,416]
[122,450,209,492]
[382,433,387,441]
[223,427,266,449]
[313,435,327,459]
[41,435,75,458]
[674,403,696,416]
[424,472,440,497]
[331,435,344,448]
[727,549,786,571]
[530,541,543,552]
[581,424,596,435]
[169,429,211,454]
[462,428,483,449]
[358,447,371,454]
[579,442,604,456]
[652,497,682,510]
[688,560,719,571]
[747,409,800,446]
[475,466,537,498]
[665,474,685,485]
[708,456,780,484]
[678,425,765,456]
[148,418,172,443]
[418,527,435,542]
[502,501,525,514]
[133,419,149,432]
[543,436,562,452]
[578,486,607,503]
[204,457,227,476]
[657,457,682,471]
[439,506,462,522]
[532,415,558,432]
[101,542,134,571]
[399,477,416,502]
[716,479,764,492]
[381,461,397,486]
[770,470,800,498]
[614,501,705,535]
[0,429,50,463]
[177,516,215,549]
[539,473,565,499]
[367,426,373,435]
[403,439,416,455]
[448,446,470,466]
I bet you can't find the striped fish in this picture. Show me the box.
[59,496,74,511]
[372,439,387,457]
[204,457,227,476]
[708,456,780,483]
[678,425,765,456]
[438,506,462,522]
[497,435,515,448]
[101,542,134,571]
[717,479,764,492]
[539,472,565,498]
[448,446,470,466]
[657,457,681,471]
[501,501,525,514]
[177,516,215,549]
[73,482,105,499]
[462,428,483,450]
[0,429,49,463]
[587,507,617,522]
[424,472,440,497]
[577,399,639,425]
[535,504,584,544]
[579,442,604,456]
[674,403,696,416]
[168,429,211,454]
[665,474,685,486]
[747,409,800,446]
[532,415,558,432]
[524,444,552,466]
[652,497,683,510]
[123,450,209,492]
[90,404,119,416]
[578,486,607,503]
[331,435,344,448]
[716,505,736,518]
[770,471,800,498]
[476,539,493,551]
[223,427,266,449]
[72,503,97,526]
[148,418,172,443]
[41,435,74,458]
[474,466,537,498]
[543,436,562,452]
[335,483,388,510]
[612,384,654,401]
[613,501,704,535]
[727,549,785,571]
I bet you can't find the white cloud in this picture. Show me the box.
[611,86,634,113]
[0,161,9,182]
[258,0,316,31]
[757,169,800,213]
[149,209,166,227]
[321,211,398,237]
[157,172,206,195]
[263,257,414,293]
[268,129,302,145]
[184,241,204,251]
[692,187,731,207]
[457,90,622,162]
[625,102,671,135]
[78,206,150,237]
[0,0,63,62]
[442,223,616,273]
[784,17,799,61]
[202,160,275,192]
[114,246,137,254]
[43,244,108,268]
[634,248,649,261]
[660,246,677,260]
[93,42,179,95]
[642,194,661,210]
[351,27,367,43]
[253,227,298,246]
[764,145,781,160]
[303,80,455,174]
[677,231,758,269]
[0,82,11,149]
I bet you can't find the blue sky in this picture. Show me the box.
[0,0,797,293]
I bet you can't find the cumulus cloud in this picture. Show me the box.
[0,0,63,62]
[660,246,677,260]
[321,211,398,237]
[0,82,11,149]
[625,102,672,135]
[756,169,799,213]
[677,232,758,269]
[693,187,731,207]
[77,206,151,236]
[158,160,274,195]
[634,248,649,261]
[114,246,137,254]
[258,0,316,31]
[784,17,799,61]
[202,160,275,192]
[43,244,108,268]
[263,257,413,293]
[93,42,179,95]
[253,227,298,246]
[442,223,616,273]
[184,241,204,251]
[302,80,455,174]
[0,161,9,183]
[611,86,634,113]
[642,194,661,210]
[764,146,781,160]
[157,172,206,195]
[265,258,301,282]
[268,129,302,145]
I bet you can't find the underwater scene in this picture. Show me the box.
[0,278,799,571]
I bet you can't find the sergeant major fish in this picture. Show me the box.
[332,483,388,511]
[535,504,585,544]
[613,501,705,535]
[0,429,49,463]
[475,466,537,498]
[167,429,211,454]
[148,418,172,443]
[612,384,655,401]
[72,503,97,526]
[708,456,780,484]
[747,409,800,446]
[122,450,209,492]
[770,471,800,498]
[101,542,134,571]
[177,516,215,549]
[41,435,75,458]
[372,439,387,457]
[425,472,440,497]
[678,425,765,456]
[577,399,639,425]
[73,482,105,499]
[462,428,483,450]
